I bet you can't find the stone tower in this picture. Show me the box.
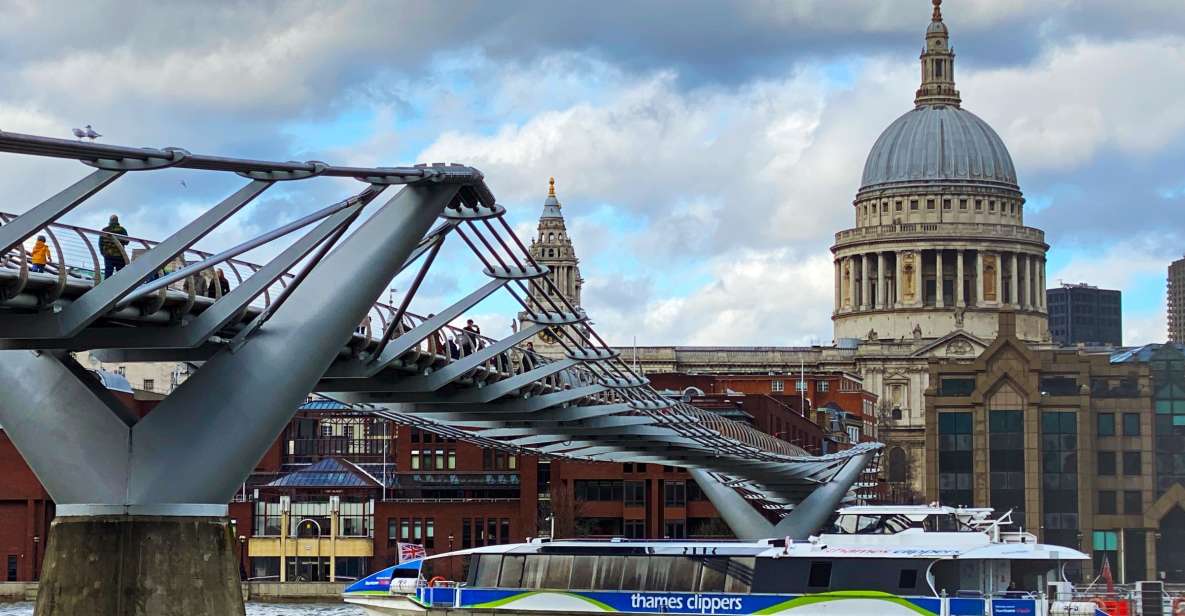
[831,0,1049,345]
[521,178,584,350]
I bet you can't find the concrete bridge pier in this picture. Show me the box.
[0,183,458,615]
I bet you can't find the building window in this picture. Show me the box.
[817,381,829,392]
[663,520,686,539]
[1097,490,1116,514]
[975,199,982,210]
[142,379,154,392]
[574,480,624,502]
[938,412,973,506]
[910,199,919,210]
[1122,413,1140,436]
[796,380,807,392]
[1124,490,1143,515]
[1097,413,1115,436]
[624,520,645,539]
[943,199,951,210]
[1097,451,1116,475]
[895,200,903,212]
[1091,530,1118,576]
[410,450,421,470]
[959,199,968,210]
[1041,411,1079,547]
[927,199,935,210]
[624,481,646,507]
[989,409,1026,527]
[664,481,686,507]
[939,377,975,396]
[989,201,996,211]
[771,379,784,393]
[1123,451,1141,476]
[846,426,860,443]
[462,519,472,548]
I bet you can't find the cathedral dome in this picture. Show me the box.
[860,105,1017,191]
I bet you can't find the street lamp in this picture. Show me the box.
[448,534,455,550]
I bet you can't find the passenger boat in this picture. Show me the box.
[345,505,1095,615]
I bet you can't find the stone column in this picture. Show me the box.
[914,252,923,307]
[1022,254,1032,310]
[1039,256,1047,310]
[877,252,886,310]
[861,253,871,310]
[935,249,944,308]
[975,251,984,307]
[895,250,904,308]
[956,249,965,307]
[834,259,841,314]
[1010,252,1019,308]
[995,252,1004,306]
[847,256,856,312]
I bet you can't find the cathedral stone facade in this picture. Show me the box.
[519,178,584,355]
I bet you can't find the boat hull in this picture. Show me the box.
[347,588,1051,616]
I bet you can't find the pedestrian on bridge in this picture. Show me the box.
[30,235,51,273]
[205,269,230,299]
[99,214,129,279]
[462,319,480,356]
[521,341,537,372]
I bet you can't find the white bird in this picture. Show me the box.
[71,127,86,140]
[83,125,101,141]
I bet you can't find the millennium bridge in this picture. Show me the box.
[0,130,879,615]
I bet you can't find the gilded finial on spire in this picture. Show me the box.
[548,176,556,198]
[932,0,942,21]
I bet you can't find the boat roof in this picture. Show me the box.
[837,505,994,517]
[442,535,1087,562]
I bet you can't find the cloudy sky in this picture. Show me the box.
[2,0,1182,346]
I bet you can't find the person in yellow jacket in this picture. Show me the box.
[30,235,51,273]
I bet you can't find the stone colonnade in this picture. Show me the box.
[835,248,1046,313]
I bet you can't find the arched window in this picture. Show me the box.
[891,407,903,421]
[548,233,555,242]
[888,447,907,483]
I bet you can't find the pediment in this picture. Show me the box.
[910,330,989,359]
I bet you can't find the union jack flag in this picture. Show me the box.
[398,542,426,563]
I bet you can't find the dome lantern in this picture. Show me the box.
[915,0,961,108]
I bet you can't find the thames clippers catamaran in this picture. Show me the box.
[345,505,1095,616]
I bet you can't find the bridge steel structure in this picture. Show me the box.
[0,130,879,616]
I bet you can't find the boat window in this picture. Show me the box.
[498,555,525,588]
[542,554,573,589]
[725,557,755,594]
[474,555,502,588]
[698,558,728,593]
[667,558,699,592]
[807,561,832,588]
[898,569,918,590]
[593,555,625,590]
[569,555,596,590]
[645,557,672,591]
[521,555,547,589]
[620,556,649,591]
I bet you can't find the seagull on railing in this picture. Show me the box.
[71,127,86,140]
[83,125,101,141]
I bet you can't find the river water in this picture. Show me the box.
[0,603,363,615]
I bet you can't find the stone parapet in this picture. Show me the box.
[833,222,1045,249]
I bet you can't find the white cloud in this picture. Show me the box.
[967,37,1185,173]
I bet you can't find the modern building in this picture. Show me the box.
[1169,256,1185,342]
[923,313,1157,582]
[1047,283,1123,346]
[1110,342,1185,582]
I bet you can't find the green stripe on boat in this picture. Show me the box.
[754,591,937,615]
[473,591,616,611]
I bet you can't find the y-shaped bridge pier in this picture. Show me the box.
[0,131,878,615]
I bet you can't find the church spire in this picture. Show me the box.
[541,176,563,219]
[914,0,961,108]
